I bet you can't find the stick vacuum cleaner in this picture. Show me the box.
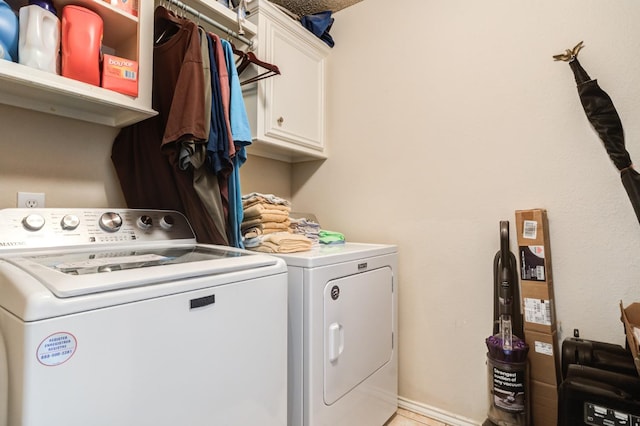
[484,221,530,426]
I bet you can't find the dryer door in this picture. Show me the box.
[323,266,393,405]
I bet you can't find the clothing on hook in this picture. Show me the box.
[112,12,230,246]
[126,2,261,248]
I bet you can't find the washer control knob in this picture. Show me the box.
[99,212,123,233]
[61,214,80,230]
[137,215,153,230]
[22,214,45,231]
[160,215,175,230]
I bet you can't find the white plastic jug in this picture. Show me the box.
[18,4,60,74]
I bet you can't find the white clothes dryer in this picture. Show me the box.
[275,243,398,426]
[0,208,288,426]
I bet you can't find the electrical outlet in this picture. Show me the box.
[17,192,45,208]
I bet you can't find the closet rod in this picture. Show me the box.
[163,0,255,48]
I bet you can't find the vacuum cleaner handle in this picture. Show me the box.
[499,221,511,313]
[492,221,524,337]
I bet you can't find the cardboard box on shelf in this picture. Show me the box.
[521,281,556,333]
[619,301,640,376]
[106,0,138,16]
[524,329,560,386]
[530,380,558,426]
[101,54,138,97]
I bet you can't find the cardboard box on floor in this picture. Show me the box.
[525,329,560,386]
[515,209,560,422]
[530,380,558,426]
[515,209,557,333]
[620,301,640,376]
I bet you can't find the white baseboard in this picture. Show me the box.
[398,396,480,426]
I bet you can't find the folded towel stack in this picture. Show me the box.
[290,217,321,244]
[241,193,292,238]
[247,232,313,253]
[241,192,312,253]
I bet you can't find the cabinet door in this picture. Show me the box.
[245,0,330,162]
[263,17,326,152]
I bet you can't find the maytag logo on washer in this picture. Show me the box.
[0,241,25,247]
[331,285,340,300]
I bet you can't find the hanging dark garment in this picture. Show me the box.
[204,33,232,177]
[112,116,183,212]
[112,6,228,245]
[555,41,640,225]
[181,27,229,245]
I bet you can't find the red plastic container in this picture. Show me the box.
[61,5,103,86]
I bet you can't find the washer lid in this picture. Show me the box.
[5,244,279,297]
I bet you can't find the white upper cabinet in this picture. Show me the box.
[3,0,155,127]
[243,0,330,162]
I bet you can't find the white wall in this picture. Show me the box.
[2,2,640,422]
[0,102,290,209]
[0,105,126,208]
[292,0,640,422]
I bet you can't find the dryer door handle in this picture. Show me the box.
[328,322,344,363]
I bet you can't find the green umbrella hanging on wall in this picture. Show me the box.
[554,41,640,224]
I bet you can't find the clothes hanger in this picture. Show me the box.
[231,40,281,85]
[154,2,190,45]
[230,40,249,70]
[238,52,280,85]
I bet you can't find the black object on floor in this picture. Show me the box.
[558,337,640,425]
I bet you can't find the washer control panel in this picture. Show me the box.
[0,209,196,251]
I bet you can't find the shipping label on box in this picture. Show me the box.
[521,281,556,333]
[524,298,552,327]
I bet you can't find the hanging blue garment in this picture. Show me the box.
[222,39,251,144]
[222,38,252,248]
[300,11,334,48]
[205,33,232,177]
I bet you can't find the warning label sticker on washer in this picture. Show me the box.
[37,332,77,366]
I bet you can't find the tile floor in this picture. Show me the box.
[384,408,453,426]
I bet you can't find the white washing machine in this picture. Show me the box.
[0,208,288,426]
[276,243,398,426]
